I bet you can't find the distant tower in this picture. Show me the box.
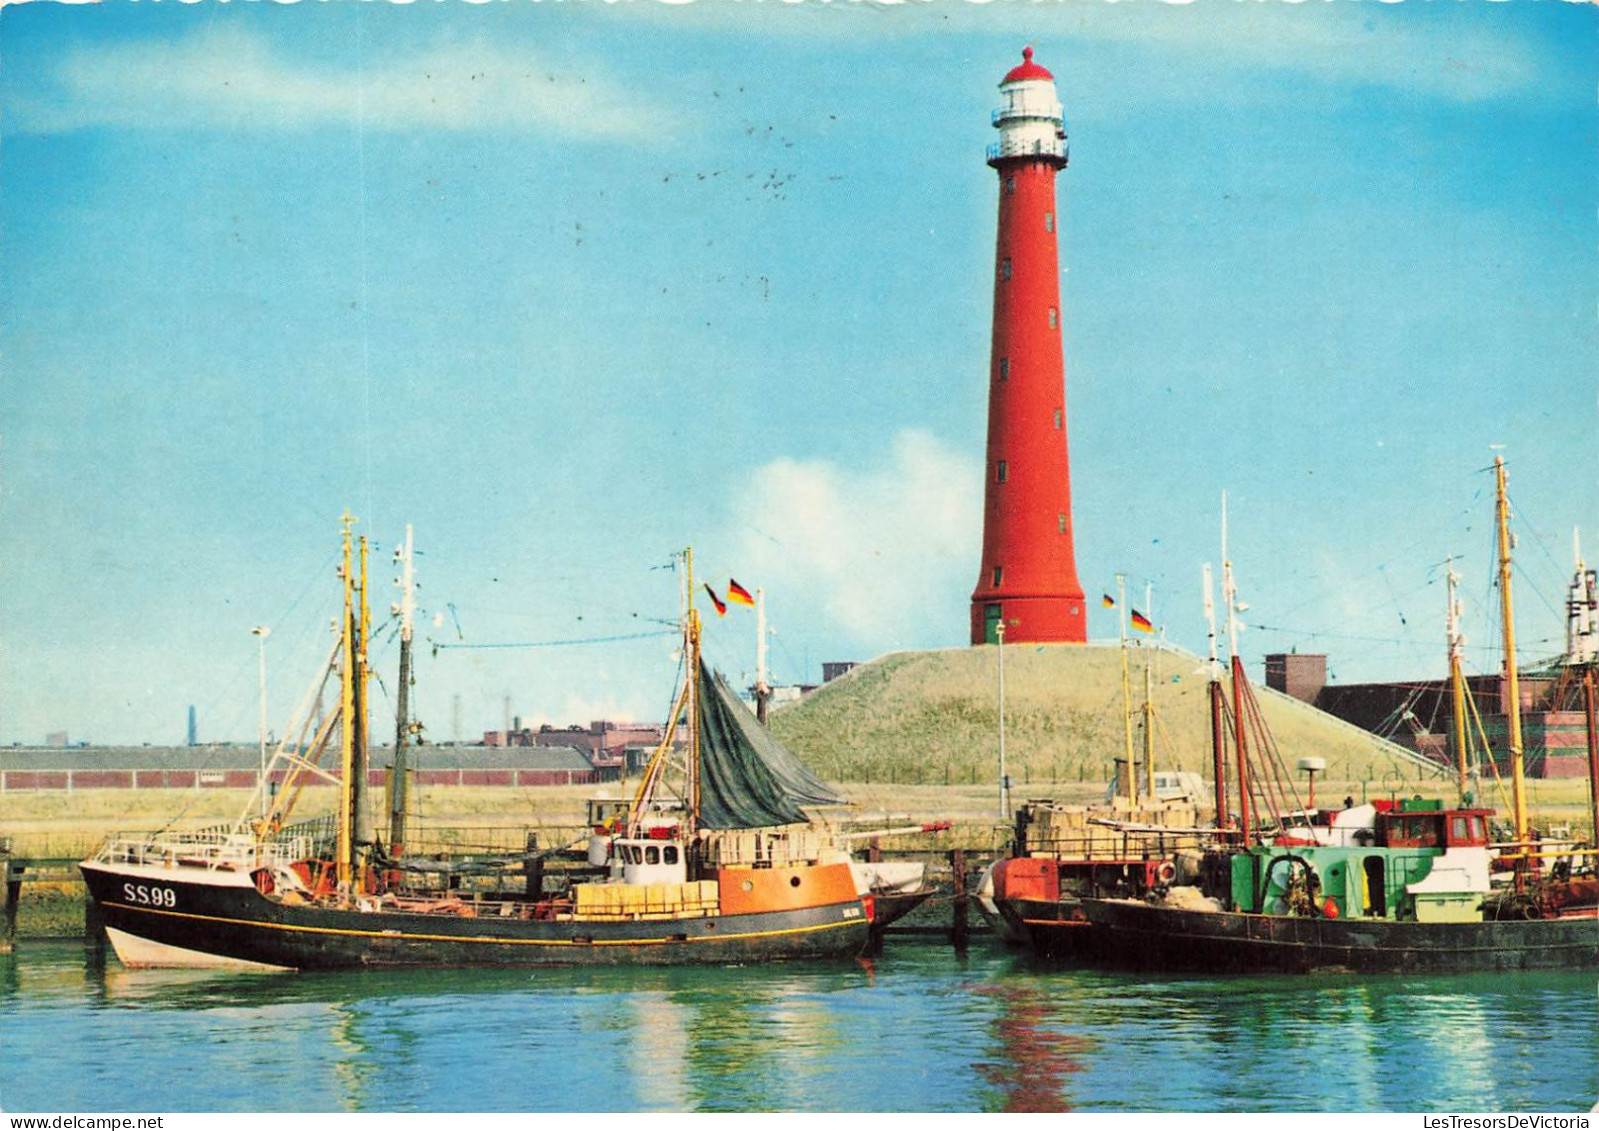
[187,705,197,747]
[970,47,1087,645]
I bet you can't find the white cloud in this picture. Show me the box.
[729,429,981,648]
[1074,4,1541,104]
[617,0,1543,105]
[15,27,675,137]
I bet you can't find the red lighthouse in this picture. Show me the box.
[970,47,1087,646]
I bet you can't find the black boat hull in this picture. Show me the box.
[81,862,871,970]
[1070,897,1599,974]
[1000,896,1094,959]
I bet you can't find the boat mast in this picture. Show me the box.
[1585,662,1599,861]
[1203,562,1230,832]
[1116,573,1138,804]
[1445,557,1473,803]
[252,625,271,823]
[1222,495,1252,844]
[685,548,701,831]
[354,534,372,877]
[1566,531,1599,857]
[337,513,358,890]
[1143,580,1156,800]
[388,524,416,855]
[1493,456,1528,855]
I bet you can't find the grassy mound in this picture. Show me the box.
[769,643,1433,790]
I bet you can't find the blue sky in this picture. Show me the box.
[2,0,1594,745]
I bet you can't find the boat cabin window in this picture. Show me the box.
[1444,812,1489,847]
[664,845,679,865]
[1386,814,1441,848]
[645,846,660,865]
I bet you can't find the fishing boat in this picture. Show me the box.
[80,529,872,969]
[985,576,1213,951]
[1036,461,1599,973]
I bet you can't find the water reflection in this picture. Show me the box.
[3,943,1595,1113]
[969,983,1087,1112]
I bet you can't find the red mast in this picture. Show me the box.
[970,47,1087,646]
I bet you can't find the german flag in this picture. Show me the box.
[704,584,727,617]
[727,579,755,607]
[1101,593,1116,609]
[1130,608,1155,634]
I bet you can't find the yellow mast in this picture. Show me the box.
[336,512,357,890]
[354,533,372,886]
[685,548,701,830]
[1142,580,1156,800]
[1143,651,1156,800]
[1494,456,1529,852]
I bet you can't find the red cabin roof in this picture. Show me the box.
[1002,46,1054,85]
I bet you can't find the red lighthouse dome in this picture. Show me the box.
[1003,45,1055,84]
[970,48,1087,646]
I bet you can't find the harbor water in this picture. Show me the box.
[2,940,1594,1113]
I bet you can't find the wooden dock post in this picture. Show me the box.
[84,895,107,965]
[950,848,969,951]
[1,884,17,954]
[1,853,22,955]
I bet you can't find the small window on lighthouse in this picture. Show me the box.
[996,461,1008,483]
[1045,212,1054,233]
[1005,177,1016,195]
[1054,409,1062,430]
[992,566,1004,587]
[1058,513,1067,534]
[999,358,1010,382]
[1001,258,1012,281]
[1048,308,1058,329]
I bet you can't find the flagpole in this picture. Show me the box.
[997,618,1009,820]
[1117,573,1136,805]
[755,587,771,724]
[1143,580,1155,799]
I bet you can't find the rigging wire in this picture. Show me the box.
[427,629,677,654]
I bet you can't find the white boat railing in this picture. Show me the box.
[93,831,312,871]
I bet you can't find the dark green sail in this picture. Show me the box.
[695,660,846,829]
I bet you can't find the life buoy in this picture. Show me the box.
[1154,860,1178,886]
[1322,897,1339,918]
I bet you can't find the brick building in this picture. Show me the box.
[1264,652,1592,779]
